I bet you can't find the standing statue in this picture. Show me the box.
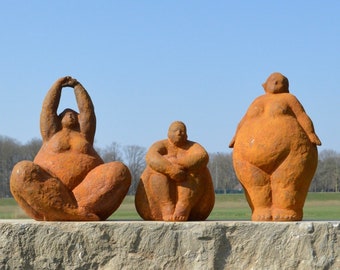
[10,76,131,221]
[135,121,215,221]
[229,72,321,221]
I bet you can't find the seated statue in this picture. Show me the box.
[10,76,131,221]
[135,121,215,221]
[229,72,321,221]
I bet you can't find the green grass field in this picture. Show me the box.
[1,193,339,221]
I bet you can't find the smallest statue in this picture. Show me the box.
[229,72,321,221]
[135,121,215,221]
[10,76,131,221]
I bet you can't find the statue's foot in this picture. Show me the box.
[45,206,101,221]
[160,202,175,221]
[162,215,173,221]
[172,214,188,221]
[252,208,272,221]
[272,208,302,221]
[172,205,190,221]
[76,207,101,221]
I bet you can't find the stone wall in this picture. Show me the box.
[0,220,339,269]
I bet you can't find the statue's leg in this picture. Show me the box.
[135,168,175,221]
[172,180,194,221]
[271,148,318,221]
[135,173,152,220]
[233,159,272,221]
[10,160,98,221]
[173,172,213,221]
[188,169,215,221]
[10,161,45,220]
[147,172,175,221]
[73,161,131,220]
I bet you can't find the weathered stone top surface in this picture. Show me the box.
[1,220,339,270]
[1,219,340,225]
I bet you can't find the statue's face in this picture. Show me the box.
[168,122,188,146]
[263,73,288,94]
[61,110,79,129]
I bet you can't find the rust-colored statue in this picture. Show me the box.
[10,76,131,221]
[135,121,215,221]
[229,72,321,221]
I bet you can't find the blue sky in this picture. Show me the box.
[0,1,339,153]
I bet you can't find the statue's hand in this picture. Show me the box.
[169,164,186,182]
[309,133,322,146]
[60,76,79,88]
[229,137,235,148]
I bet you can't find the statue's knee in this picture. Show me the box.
[110,161,131,183]
[11,161,36,182]
[149,172,168,183]
[10,161,41,195]
[97,161,132,184]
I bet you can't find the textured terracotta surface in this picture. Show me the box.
[10,77,131,221]
[229,73,321,221]
[135,121,215,221]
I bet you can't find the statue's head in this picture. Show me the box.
[262,72,289,94]
[168,121,188,147]
[59,108,80,130]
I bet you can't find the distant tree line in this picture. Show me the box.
[1,135,339,198]
[0,136,41,198]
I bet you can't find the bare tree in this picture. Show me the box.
[123,145,146,195]
[0,136,22,197]
[311,149,340,192]
[208,152,239,193]
[21,138,42,160]
[100,142,123,162]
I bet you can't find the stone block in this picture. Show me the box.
[0,221,339,269]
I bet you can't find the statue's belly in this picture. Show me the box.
[34,151,103,190]
[233,117,310,170]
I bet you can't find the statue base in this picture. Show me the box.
[1,220,339,269]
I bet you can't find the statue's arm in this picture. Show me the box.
[74,82,96,145]
[289,95,321,145]
[178,142,209,170]
[40,77,64,141]
[145,141,173,174]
